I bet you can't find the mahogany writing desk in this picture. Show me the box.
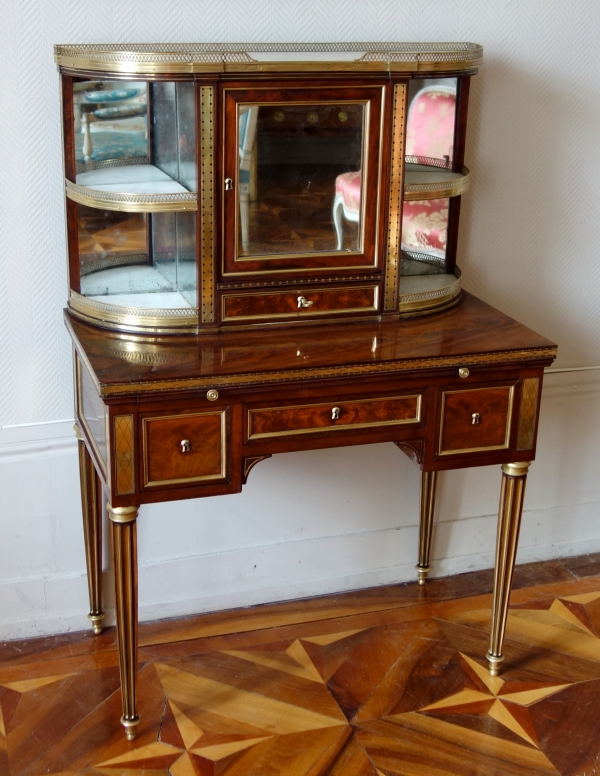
[68,291,557,740]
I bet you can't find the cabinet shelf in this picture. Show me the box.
[65,168,197,213]
[404,164,470,202]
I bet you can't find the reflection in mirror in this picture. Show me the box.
[73,80,196,195]
[77,205,197,309]
[406,78,457,168]
[401,198,449,275]
[237,102,365,257]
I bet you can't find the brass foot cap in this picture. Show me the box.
[88,613,105,636]
[486,651,504,677]
[121,715,140,741]
[415,564,430,585]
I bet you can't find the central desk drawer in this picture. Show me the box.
[247,395,422,440]
[142,411,227,487]
[222,285,378,322]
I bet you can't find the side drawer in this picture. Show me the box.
[142,411,228,488]
[221,285,379,322]
[248,394,422,440]
[439,385,515,456]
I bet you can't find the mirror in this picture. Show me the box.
[236,102,365,257]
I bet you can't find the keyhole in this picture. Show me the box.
[331,407,341,420]
[181,439,191,453]
[472,413,480,425]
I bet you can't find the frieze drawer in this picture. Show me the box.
[221,285,379,322]
[142,411,228,488]
[438,385,515,456]
[247,394,422,440]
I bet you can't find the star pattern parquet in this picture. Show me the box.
[2,559,600,775]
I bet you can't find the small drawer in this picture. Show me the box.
[248,394,421,440]
[439,385,514,456]
[142,411,227,487]
[221,285,378,322]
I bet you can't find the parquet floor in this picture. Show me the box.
[2,554,600,776]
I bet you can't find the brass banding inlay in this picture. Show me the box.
[384,83,406,311]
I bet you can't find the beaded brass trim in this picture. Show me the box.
[517,377,540,451]
[200,86,215,323]
[384,83,406,312]
[114,415,135,495]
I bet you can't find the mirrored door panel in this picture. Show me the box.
[222,85,386,276]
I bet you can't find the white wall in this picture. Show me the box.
[1,0,600,638]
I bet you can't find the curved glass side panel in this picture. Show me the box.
[77,205,197,310]
[73,79,196,196]
[237,102,365,257]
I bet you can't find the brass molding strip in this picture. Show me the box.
[384,83,406,312]
[404,165,470,201]
[200,86,215,323]
[65,179,198,213]
[83,347,557,397]
[55,42,483,76]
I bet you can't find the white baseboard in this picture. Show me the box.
[1,373,599,640]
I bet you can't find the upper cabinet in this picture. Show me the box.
[56,43,482,334]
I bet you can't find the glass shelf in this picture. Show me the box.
[65,177,197,212]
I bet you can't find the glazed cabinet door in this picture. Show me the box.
[221,82,388,278]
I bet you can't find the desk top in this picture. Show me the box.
[66,293,557,398]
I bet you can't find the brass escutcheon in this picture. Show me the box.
[297,296,314,309]
[331,406,341,420]
[181,439,190,453]
[472,412,480,425]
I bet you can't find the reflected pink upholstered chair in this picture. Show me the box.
[332,83,456,257]
[402,84,456,260]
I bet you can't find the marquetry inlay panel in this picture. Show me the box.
[517,377,540,451]
[114,414,135,495]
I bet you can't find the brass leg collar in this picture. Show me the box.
[501,461,531,478]
[108,505,139,524]
[120,715,141,741]
[415,564,430,585]
[486,651,504,677]
[74,423,83,441]
[87,613,105,635]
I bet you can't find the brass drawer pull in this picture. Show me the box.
[206,389,219,401]
[331,406,341,420]
[459,367,470,378]
[472,413,481,425]
[180,439,191,453]
[297,296,314,309]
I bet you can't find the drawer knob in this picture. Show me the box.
[181,439,191,453]
[206,389,219,401]
[459,367,470,378]
[472,412,481,425]
[297,296,314,309]
[331,406,341,420]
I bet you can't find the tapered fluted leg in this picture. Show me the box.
[416,471,438,584]
[76,424,105,635]
[108,505,140,741]
[487,461,531,676]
